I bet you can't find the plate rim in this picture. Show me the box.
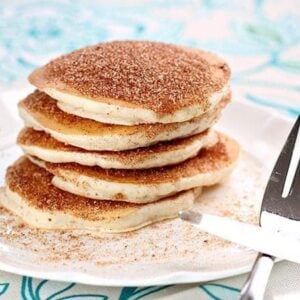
[0,259,255,287]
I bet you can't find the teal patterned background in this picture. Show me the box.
[0,0,299,299]
[0,0,299,119]
[1,0,300,118]
[0,275,242,299]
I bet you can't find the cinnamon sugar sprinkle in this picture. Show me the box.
[29,41,230,114]
[0,151,263,270]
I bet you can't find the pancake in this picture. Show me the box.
[56,86,230,125]
[29,132,240,203]
[18,90,229,151]
[29,41,231,125]
[18,127,218,169]
[3,157,200,232]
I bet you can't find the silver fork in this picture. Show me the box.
[239,115,300,300]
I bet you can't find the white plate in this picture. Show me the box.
[0,94,293,286]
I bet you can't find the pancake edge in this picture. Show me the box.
[28,133,240,203]
[19,130,218,169]
[1,187,197,233]
[48,85,230,125]
[18,102,219,151]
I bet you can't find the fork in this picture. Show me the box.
[239,115,300,299]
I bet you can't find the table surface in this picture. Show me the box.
[0,0,299,299]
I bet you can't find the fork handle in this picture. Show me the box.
[239,253,275,300]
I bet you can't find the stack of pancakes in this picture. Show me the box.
[2,41,239,233]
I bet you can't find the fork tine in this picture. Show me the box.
[289,160,300,200]
[283,115,300,198]
[263,116,300,202]
[261,116,300,220]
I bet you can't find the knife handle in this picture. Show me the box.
[239,253,275,300]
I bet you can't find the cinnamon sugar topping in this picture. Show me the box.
[29,41,230,114]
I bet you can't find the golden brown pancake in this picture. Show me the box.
[29,132,240,203]
[29,41,231,125]
[3,157,199,232]
[18,127,218,169]
[18,90,229,151]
